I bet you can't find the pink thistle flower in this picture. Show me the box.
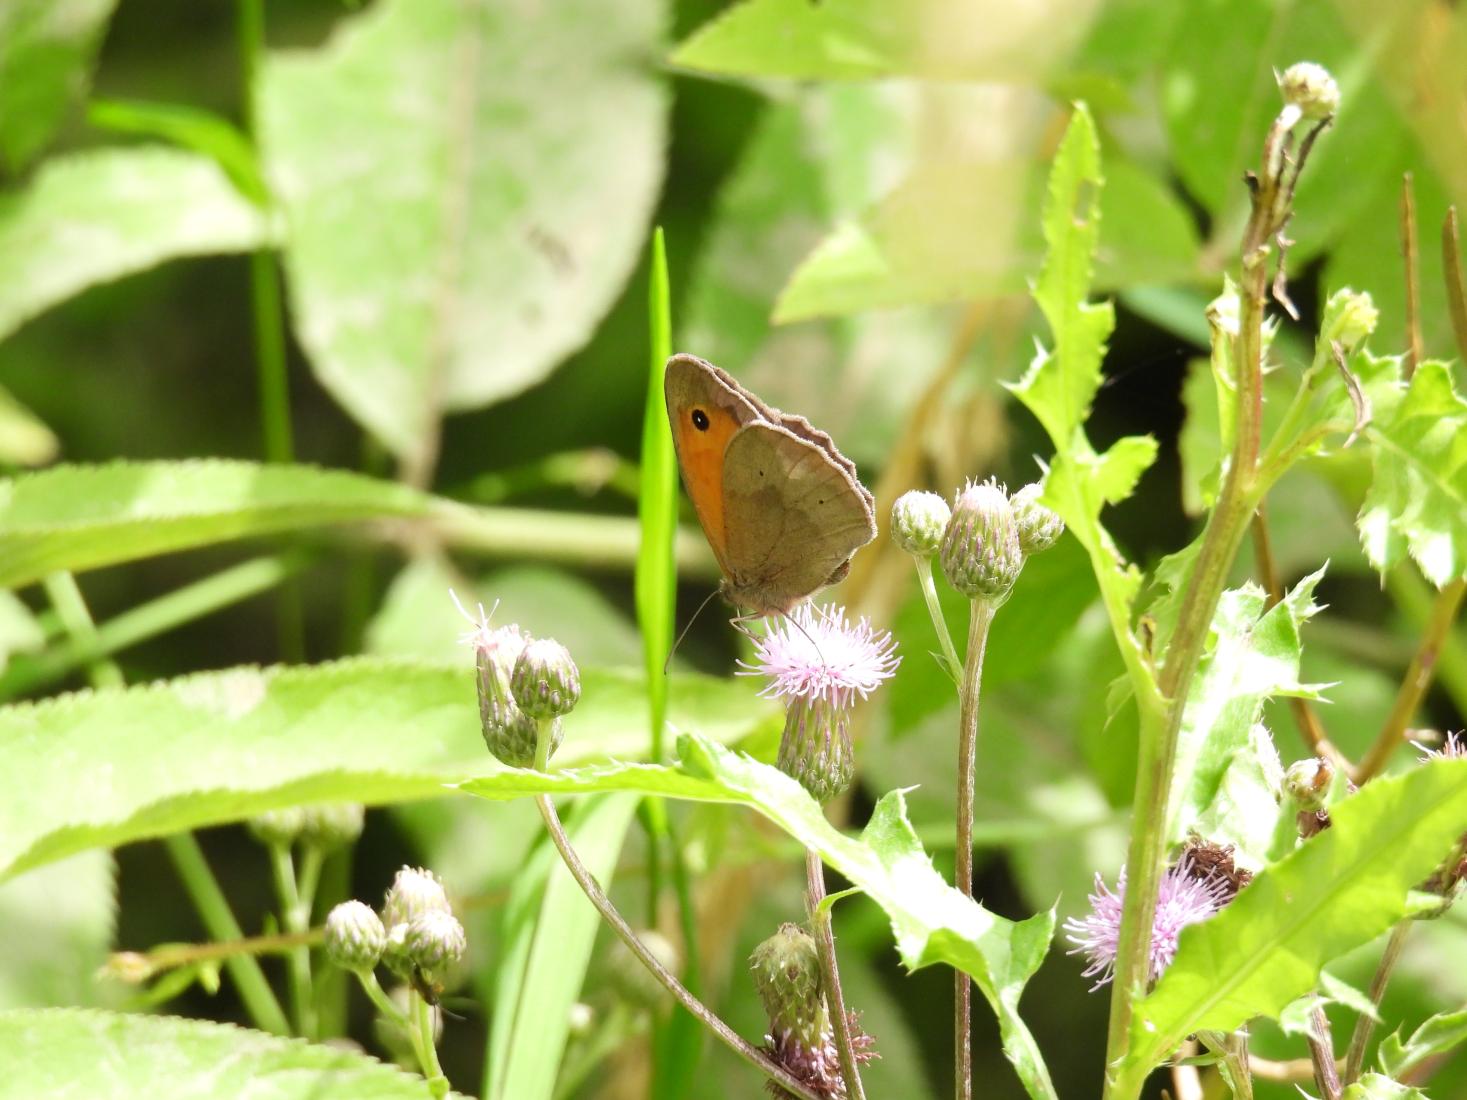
[739,604,899,709]
[1063,858,1228,989]
[1415,731,1467,761]
[449,590,525,662]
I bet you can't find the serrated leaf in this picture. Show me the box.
[464,732,1059,1100]
[1358,361,1467,586]
[0,460,438,588]
[1378,1007,1467,1079]
[1124,759,1467,1078]
[0,658,775,879]
[257,0,668,462]
[0,1008,463,1099]
[0,149,270,345]
[0,0,117,171]
[1343,1074,1428,1100]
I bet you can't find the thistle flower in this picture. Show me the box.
[1416,733,1467,902]
[940,479,1022,603]
[1064,858,1229,989]
[778,700,855,805]
[1278,61,1339,121]
[381,866,451,932]
[1415,731,1467,761]
[452,591,544,767]
[511,637,581,720]
[404,909,467,977]
[324,900,386,972]
[1179,835,1253,904]
[890,491,950,558]
[1009,483,1064,557]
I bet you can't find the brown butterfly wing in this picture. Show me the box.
[718,423,877,615]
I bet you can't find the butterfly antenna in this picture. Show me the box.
[664,587,723,675]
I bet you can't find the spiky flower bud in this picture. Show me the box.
[750,923,828,1054]
[464,616,542,768]
[1284,757,1333,811]
[404,909,466,976]
[247,807,306,848]
[778,699,854,805]
[1009,483,1064,557]
[324,900,386,972]
[890,491,950,558]
[300,803,365,851]
[939,479,1022,602]
[1320,288,1378,354]
[511,637,581,720]
[1278,62,1340,121]
[381,866,451,932]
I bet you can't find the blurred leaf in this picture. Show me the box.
[1357,361,1467,586]
[0,591,44,674]
[0,852,113,1009]
[0,0,117,172]
[1378,1007,1467,1079]
[673,0,1106,82]
[774,152,1199,323]
[0,1007,462,1099]
[1169,572,1324,860]
[257,0,669,462]
[0,658,774,879]
[0,460,439,588]
[0,149,271,345]
[0,382,58,466]
[466,732,1060,1100]
[1125,758,1467,1077]
[1343,1075,1427,1100]
[88,99,266,204]
[491,795,638,1100]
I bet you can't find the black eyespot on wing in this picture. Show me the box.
[691,409,710,431]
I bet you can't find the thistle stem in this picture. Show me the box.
[413,991,449,1098]
[1343,921,1411,1084]
[806,848,866,1100]
[1307,1005,1342,1100]
[954,598,996,1100]
[915,556,963,681]
[268,843,317,1038]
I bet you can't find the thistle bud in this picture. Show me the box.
[750,923,828,1054]
[890,491,950,558]
[381,866,451,931]
[1284,757,1333,811]
[247,807,306,848]
[468,620,542,768]
[1278,62,1340,121]
[511,637,581,720]
[939,479,1022,602]
[1009,483,1064,557]
[1320,288,1378,354]
[300,803,365,851]
[404,909,466,976]
[778,700,854,805]
[324,900,386,972]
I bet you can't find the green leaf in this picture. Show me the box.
[1169,572,1324,862]
[0,1008,463,1098]
[0,382,58,467]
[464,733,1060,1100]
[1358,360,1467,586]
[491,795,639,1100]
[257,0,668,462]
[88,99,266,204]
[1124,758,1467,1076]
[1378,1007,1467,1079]
[0,658,774,879]
[1343,1074,1428,1100]
[0,149,271,345]
[0,460,438,588]
[0,852,114,1009]
[0,0,117,171]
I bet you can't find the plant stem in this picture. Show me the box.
[413,991,449,1098]
[915,556,962,681]
[806,848,866,1100]
[41,572,123,689]
[108,929,319,980]
[1401,173,1424,378]
[1357,577,1466,782]
[165,832,290,1035]
[1307,1005,1342,1100]
[1212,1031,1255,1100]
[268,843,317,1038]
[1344,921,1411,1084]
[954,598,996,1100]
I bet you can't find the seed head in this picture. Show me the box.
[1278,62,1340,121]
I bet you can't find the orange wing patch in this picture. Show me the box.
[671,401,743,571]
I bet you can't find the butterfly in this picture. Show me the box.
[664,353,877,618]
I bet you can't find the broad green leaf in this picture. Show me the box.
[1169,572,1325,860]
[0,382,57,466]
[1357,361,1467,586]
[0,460,437,588]
[1343,1075,1428,1100]
[0,149,270,345]
[491,795,638,1100]
[672,0,1105,82]
[0,1008,461,1099]
[257,0,668,462]
[464,733,1060,1100]
[773,152,1196,324]
[1124,758,1467,1077]
[0,657,775,879]
[0,852,114,1009]
[0,0,117,171]
[1378,1007,1467,1079]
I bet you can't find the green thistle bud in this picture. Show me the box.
[778,699,854,805]
[750,923,828,1054]
[467,620,543,767]
[511,637,581,720]
[1283,757,1333,811]
[1009,483,1064,557]
[382,921,412,977]
[939,478,1022,602]
[890,491,950,558]
[299,803,365,851]
[381,865,451,931]
[1278,62,1339,121]
[1320,288,1378,354]
[247,806,306,848]
[404,909,466,976]
[324,900,386,972]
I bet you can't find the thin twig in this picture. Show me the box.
[1249,1054,1327,1083]
[1402,173,1424,378]
[106,929,319,982]
[806,849,867,1100]
[1307,1004,1342,1100]
[1344,921,1412,1084]
[1443,206,1467,363]
[1356,577,1466,782]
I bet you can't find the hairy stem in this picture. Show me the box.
[806,848,866,1100]
[1307,1005,1342,1100]
[1344,921,1412,1083]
